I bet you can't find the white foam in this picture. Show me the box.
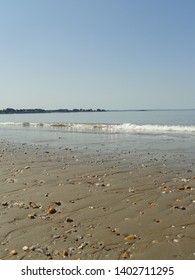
[0,122,195,134]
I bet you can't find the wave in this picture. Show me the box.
[0,122,195,135]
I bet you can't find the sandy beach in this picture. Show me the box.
[0,140,195,260]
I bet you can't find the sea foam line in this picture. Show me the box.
[0,122,195,134]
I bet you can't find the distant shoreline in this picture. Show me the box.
[0,108,194,114]
[0,108,106,114]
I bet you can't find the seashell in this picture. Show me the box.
[122,251,129,258]
[6,178,16,183]
[53,235,61,239]
[178,186,185,190]
[10,250,18,255]
[151,240,159,244]
[29,202,41,209]
[173,239,179,243]
[177,234,184,238]
[24,166,30,169]
[29,245,37,251]
[47,207,57,214]
[28,214,36,219]
[22,246,29,251]
[124,234,137,241]
[78,242,88,250]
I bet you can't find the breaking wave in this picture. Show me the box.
[0,122,195,135]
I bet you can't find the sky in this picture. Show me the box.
[0,0,195,110]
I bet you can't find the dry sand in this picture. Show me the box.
[0,140,195,260]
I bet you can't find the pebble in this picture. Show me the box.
[1,202,9,207]
[174,206,186,210]
[173,239,180,243]
[22,246,29,251]
[122,251,129,258]
[124,234,137,241]
[6,178,16,183]
[29,202,41,209]
[47,207,57,214]
[66,217,73,223]
[78,242,88,250]
[24,166,30,169]
[53,235,61,239]
[28,214,36,219]
[55,201,61,206]
[10,250,18,256]
[151,240,159,244]
[177,234,184,238]
[62,250,69,257]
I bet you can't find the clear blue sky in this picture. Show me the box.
[0,0,194,110]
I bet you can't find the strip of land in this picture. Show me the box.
[0,108,106,114]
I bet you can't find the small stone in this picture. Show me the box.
[78,242,88,250]
[1,202,9,207]
[177,234,184,238]
[10,250,18,255]
[53,235,61,239]
[151,240,159,244]
[174,206,186,210]
[25,166,30,169]
[47,207,57,214]
[29,245,37,251]
[124,234,137,241]
[28,214,36,219]
[22,246,29,251]
[122,251,129,258]
[66,217,73,223]
[173,239,179,243]
[62,250,69,257]
[55,201,61,206]
[29,202,41,209]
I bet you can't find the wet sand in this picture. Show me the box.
[0,140,195,260]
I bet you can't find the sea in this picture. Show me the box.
[0,110,195,156]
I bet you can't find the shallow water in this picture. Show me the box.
[0,110,195,154]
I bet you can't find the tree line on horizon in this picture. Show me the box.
[0,108,106,114]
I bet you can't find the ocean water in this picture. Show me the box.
[0,110,195,154]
